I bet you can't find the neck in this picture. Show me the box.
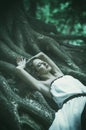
[40,72,55,80]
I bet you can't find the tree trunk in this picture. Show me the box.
[0,1,86,130]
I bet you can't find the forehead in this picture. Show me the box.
[33,59,43,65]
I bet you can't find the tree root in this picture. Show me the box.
[0,75,55,130]
[0,29,31,58]
[0,41,21,63]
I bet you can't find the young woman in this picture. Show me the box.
[16,52,86,130]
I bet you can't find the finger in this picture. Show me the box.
[24,58,26,63]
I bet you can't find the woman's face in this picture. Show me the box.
[32,59,52,75]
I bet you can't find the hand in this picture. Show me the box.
[16,57,26,69]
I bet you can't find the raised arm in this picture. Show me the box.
[16,58,51,98]
[16,66,41,91]
[32,52,64,75]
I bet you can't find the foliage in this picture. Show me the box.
[24,0,86,45]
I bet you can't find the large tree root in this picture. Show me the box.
[0,75,55,130]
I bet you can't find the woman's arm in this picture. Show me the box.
[16,66,41,91]
[33,52,64,75]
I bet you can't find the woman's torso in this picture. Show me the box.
[50,75,86,108]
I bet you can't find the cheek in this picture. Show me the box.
[39,67,47,73]
[40,67,45,72]
[47,66,51,71]
[35,66,41,71]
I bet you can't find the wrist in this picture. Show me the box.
[16,66,24,69]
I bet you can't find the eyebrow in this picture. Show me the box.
[36,62,42,65]
[36,61,44,66]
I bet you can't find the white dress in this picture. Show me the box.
[49,75,86,130]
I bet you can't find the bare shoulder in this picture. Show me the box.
[40,77,56,87]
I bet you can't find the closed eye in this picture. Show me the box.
[37,63,41,67]
[37,62,47,68]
